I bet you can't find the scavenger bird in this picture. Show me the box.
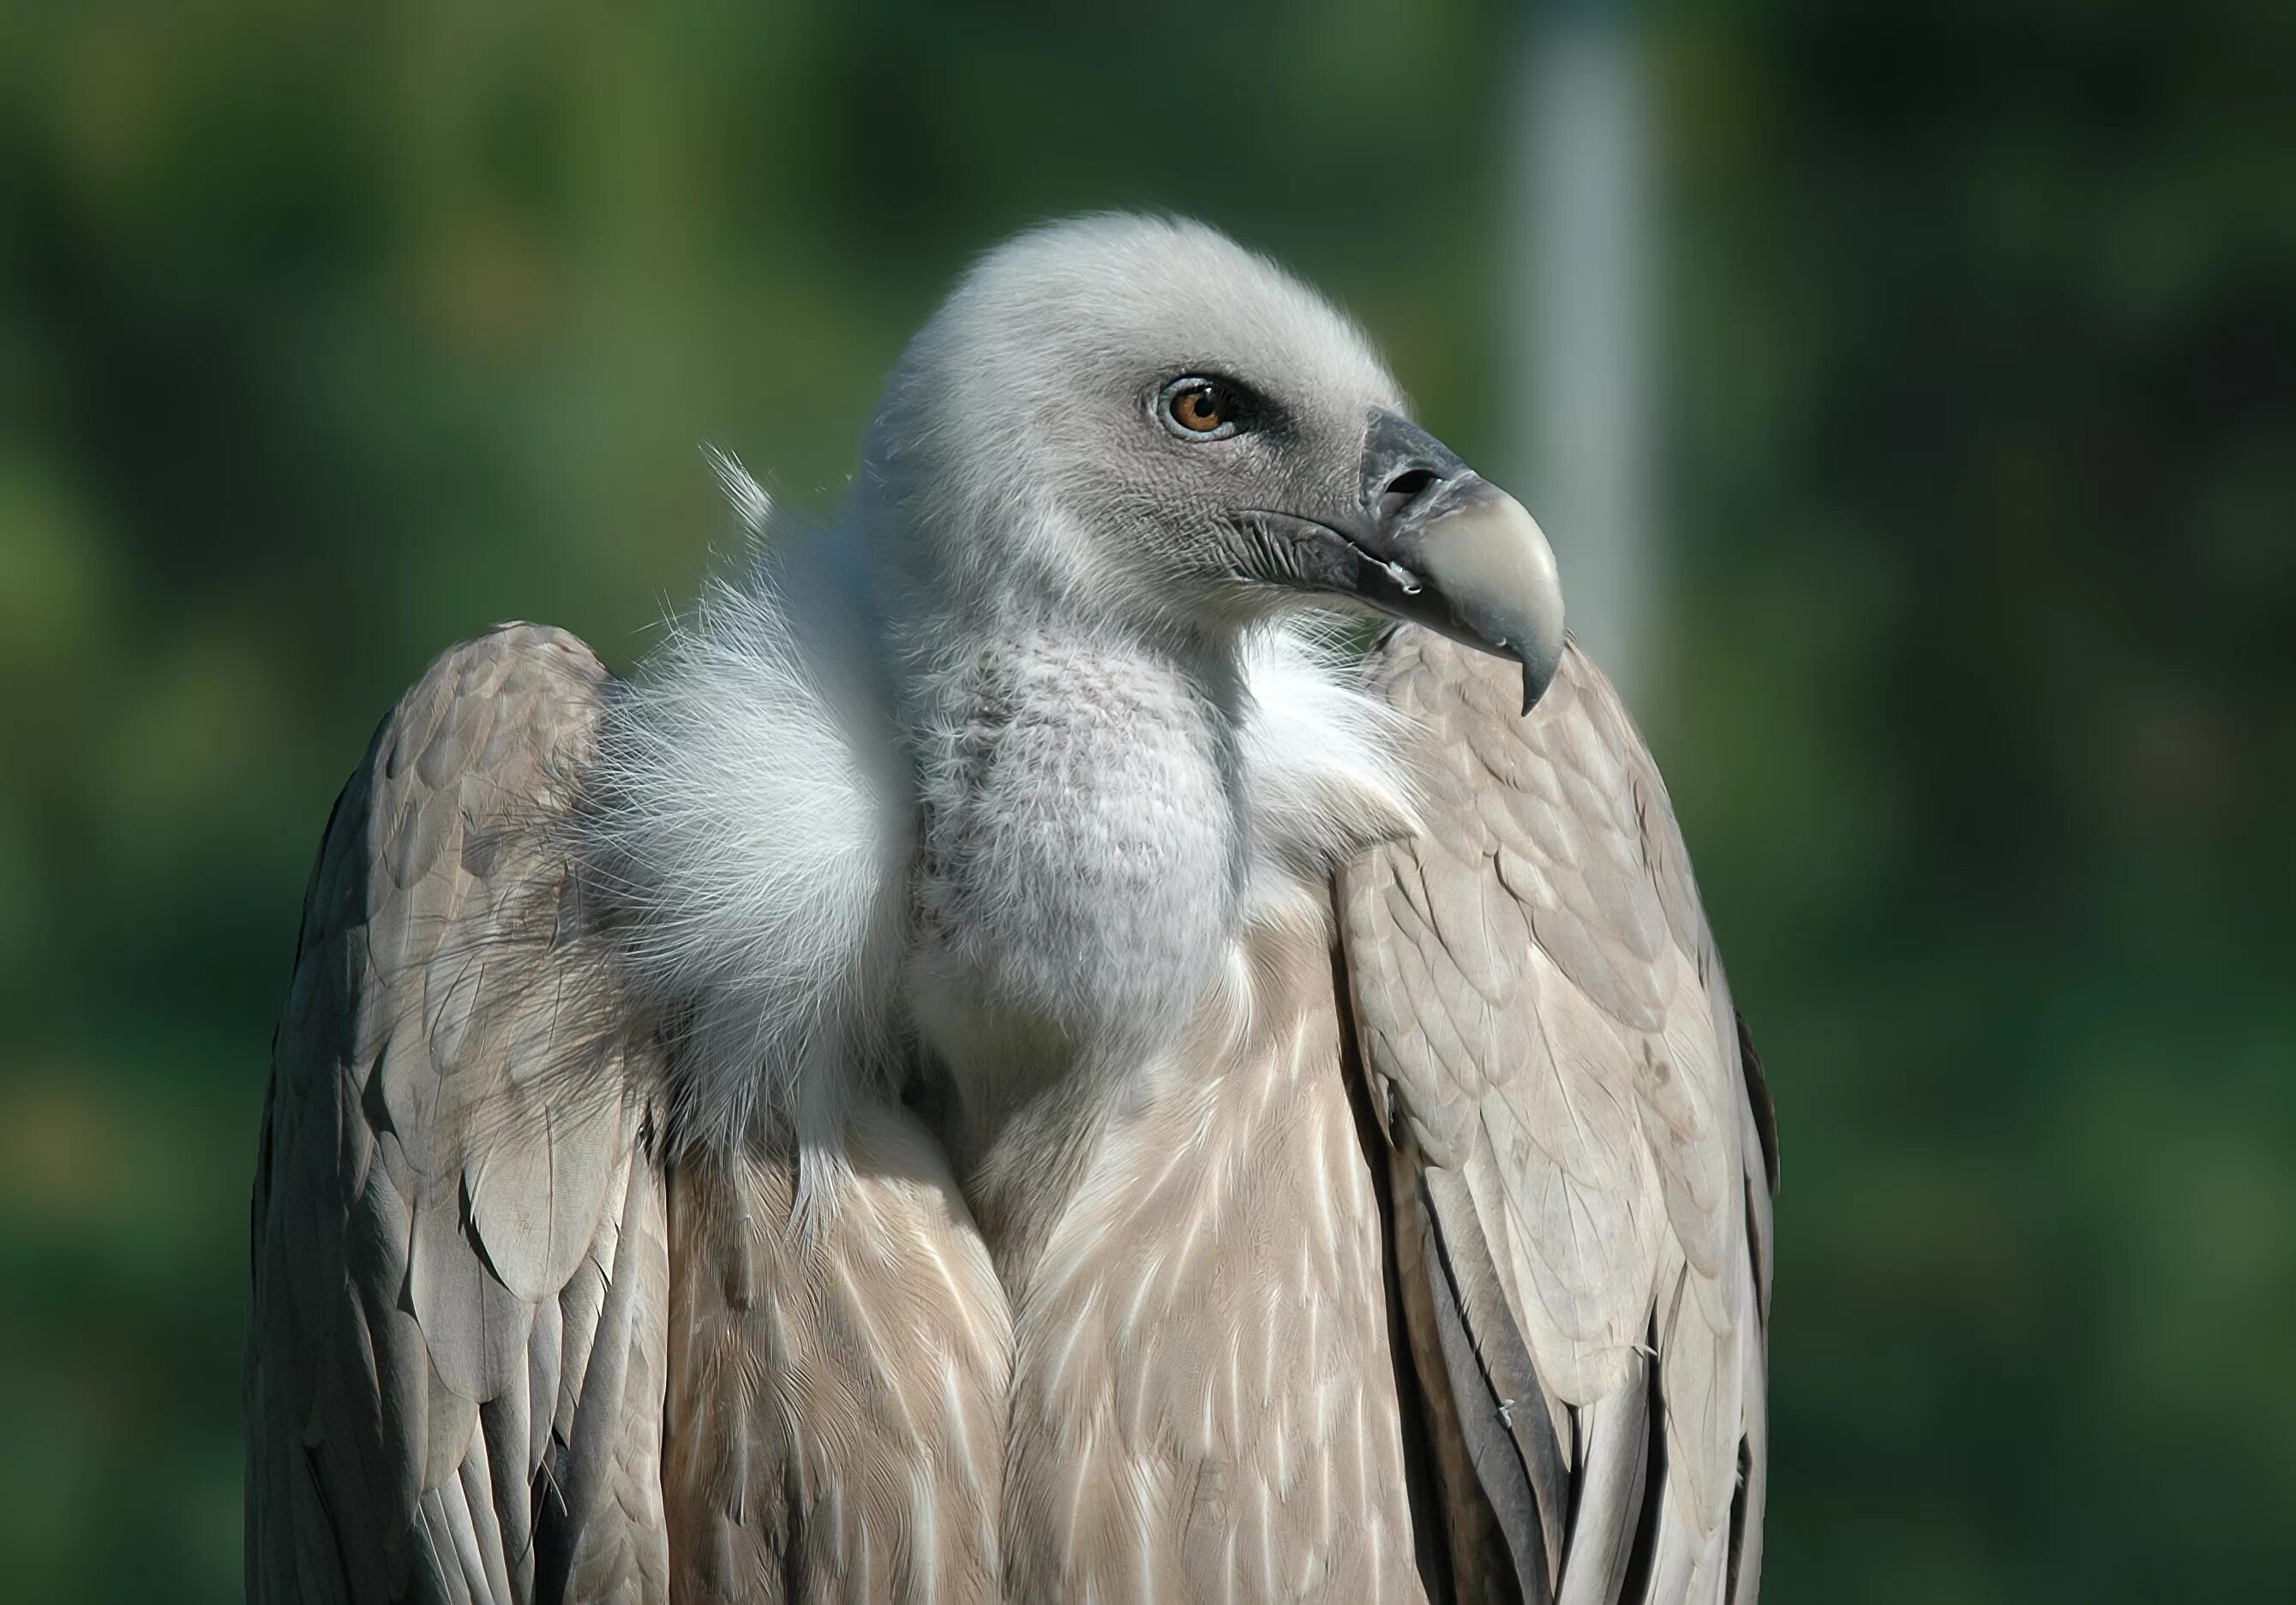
[247,214,1777,1604]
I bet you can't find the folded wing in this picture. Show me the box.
[247,626,665,1605]
[1338,629,1777,1605]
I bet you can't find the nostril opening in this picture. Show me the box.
[1380,467,1440,520]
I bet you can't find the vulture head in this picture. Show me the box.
[857,213,1566,710]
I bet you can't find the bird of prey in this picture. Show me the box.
[248,214,1777,1605]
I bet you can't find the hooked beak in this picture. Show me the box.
[1255,410,1566,713]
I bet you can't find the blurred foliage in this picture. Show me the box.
[1,2,2289,1600]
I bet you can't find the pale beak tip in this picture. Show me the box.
[1415,489,1565,715]
[1516,638,1563,716]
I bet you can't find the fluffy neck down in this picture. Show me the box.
[581,467,1418,1189]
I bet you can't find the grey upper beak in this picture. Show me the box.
[1332,410,1568,713]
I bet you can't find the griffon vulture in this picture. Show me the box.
[247,214,1777,1605]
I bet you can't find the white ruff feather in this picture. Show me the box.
[1237,617,1423,927]
[583,458,908,1189]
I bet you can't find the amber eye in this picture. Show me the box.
[1172,385,1226,432]
[1157,375,1249,440]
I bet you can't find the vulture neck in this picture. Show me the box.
[840,483,1412,1278]
[890,563,1268,1263]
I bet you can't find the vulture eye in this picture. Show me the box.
[1158,376,1250,440]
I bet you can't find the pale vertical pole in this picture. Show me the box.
[1508,1,1657,704]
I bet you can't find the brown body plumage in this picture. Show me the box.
[249,623,1772,1602]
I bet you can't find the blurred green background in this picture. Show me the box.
[3,2,2290,1599]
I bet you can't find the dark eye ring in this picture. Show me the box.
[1157,375,1250,440]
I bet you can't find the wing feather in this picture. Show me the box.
[248,625,667,1602]
[1340,628,1777,1603]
